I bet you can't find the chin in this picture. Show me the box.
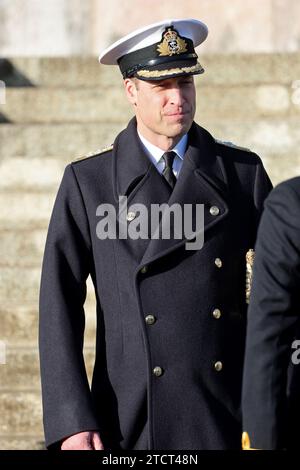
[167,121,191,137]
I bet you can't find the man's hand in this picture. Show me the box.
[61,431,104,450]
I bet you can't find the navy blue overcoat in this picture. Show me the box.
[39,117,272,449]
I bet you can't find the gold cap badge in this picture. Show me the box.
[157,27,188,56]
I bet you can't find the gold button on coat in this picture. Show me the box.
[145,315,156,325]
[153,366,163,377]
[126,211,136,222]
[210,206,220,216]
[140,265,148,273]
[213,308,221,319]
[214,258,222,268]
[214,361,223,372]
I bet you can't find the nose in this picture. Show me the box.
[169,86,185,107]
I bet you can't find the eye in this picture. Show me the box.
[152,85,166,92]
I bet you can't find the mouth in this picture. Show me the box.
[165,111,189,118]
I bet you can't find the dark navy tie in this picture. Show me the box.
[162,151,177,189]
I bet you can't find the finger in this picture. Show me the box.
[62,441,93,450]
[85,438,94,450]
[61,434,94,450]
[92,432,105,450]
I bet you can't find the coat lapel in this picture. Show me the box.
[112,118,230,266]
[112,117,172,263]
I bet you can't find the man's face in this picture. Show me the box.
[125,75,196,143]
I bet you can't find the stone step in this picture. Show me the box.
[0,229,47,267]
[0,87,131,124]
[0,267,97,318]
[0,158,66,192]
[2,305,96,347]
[0,436,45,450]
[0,122,123,159]
[0,192,56,230]
[1,306,38,344]
[2,347,95,390]
[1,84,299,124]
[0,391,43,435]
[1,301,97,347]
[0,267,96,347]
[0,267,42,306]
[5,54,300,87]
[1,117,300,160]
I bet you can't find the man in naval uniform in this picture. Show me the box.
[39,18,272,450]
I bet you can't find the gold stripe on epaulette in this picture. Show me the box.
[73,144,113,162]
[215,139,251,153]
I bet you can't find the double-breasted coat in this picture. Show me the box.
[39,117,272,449]
[242,177,300,449]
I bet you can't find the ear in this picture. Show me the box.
[124,78,138,106]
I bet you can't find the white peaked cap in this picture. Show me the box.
[99,18,208,66]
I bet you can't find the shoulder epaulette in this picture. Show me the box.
[73,144,113,162]
[215,139,252,153]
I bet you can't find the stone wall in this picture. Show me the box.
[0,0,300,56]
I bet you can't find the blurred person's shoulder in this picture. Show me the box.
[266,176,300,203]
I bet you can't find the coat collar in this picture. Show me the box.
[112,117,228,199]
[112,117,152,201]
[112,117,230,266]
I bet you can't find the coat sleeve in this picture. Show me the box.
[242,180,300,449]
[39,163,100,448]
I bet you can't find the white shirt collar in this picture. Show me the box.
[137,131,187,164]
